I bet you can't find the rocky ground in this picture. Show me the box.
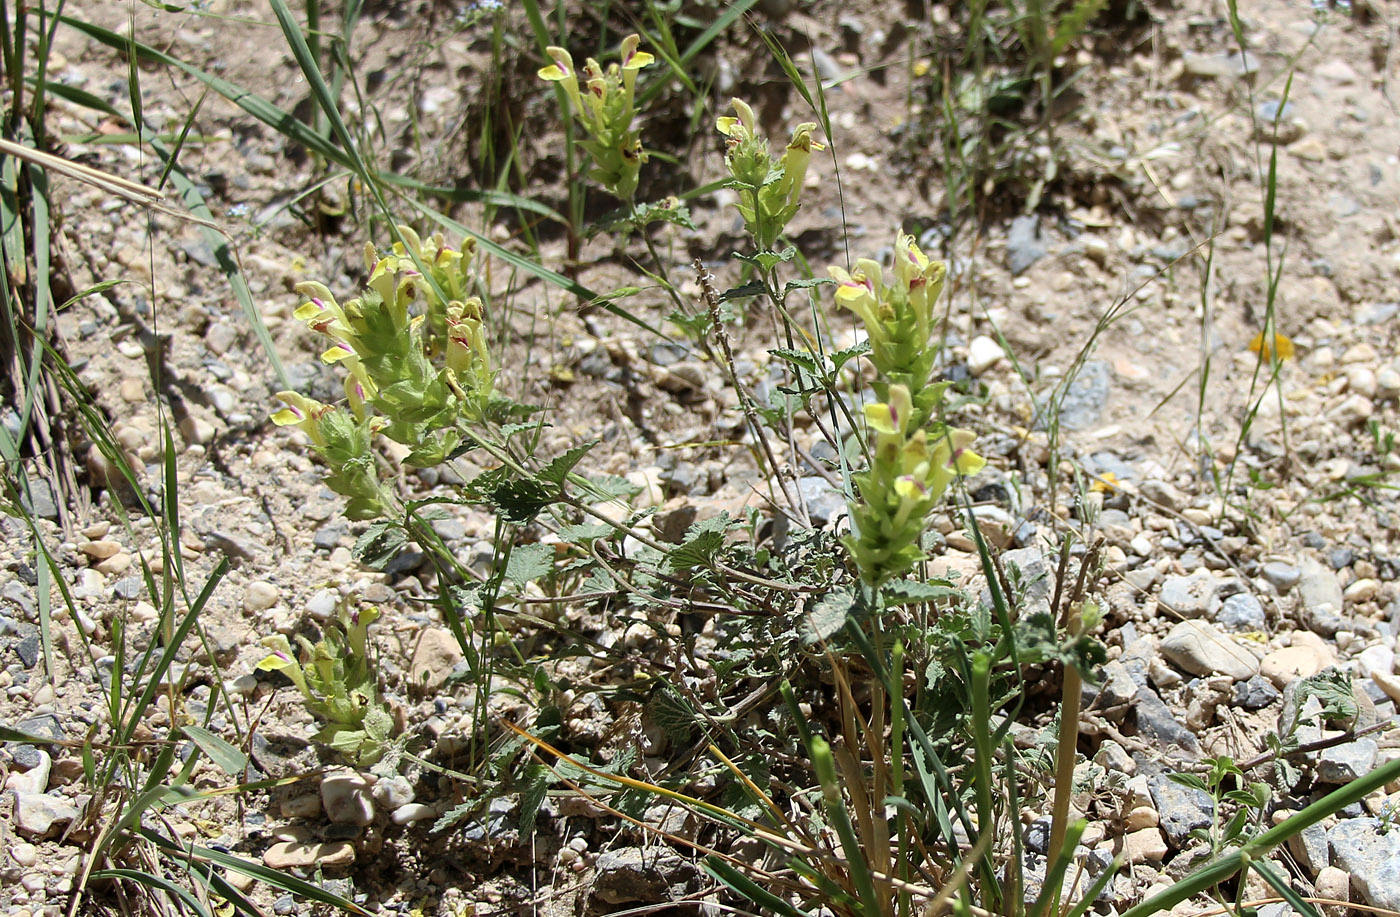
[4,0,1400,914]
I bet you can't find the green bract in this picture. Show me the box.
[538,34,653,200]
[716,98,824,252]
[256,602,394,766]
[836,232,985,585]
[271,226,493,518]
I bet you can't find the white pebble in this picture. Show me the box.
[243,581,280,612]
[11,843,37,867]
[1347,366,1378,399]
[390,803,436,825]
[968,336,1005,376]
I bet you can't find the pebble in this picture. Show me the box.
[5,748,51,794]
[1347,366,1378,399]
[1286,821,1331,876]
[263,840,356,870]
[321,770,375,826]
[78,540,121,560]
[279,793,321,819]
[1345,578,1380,604]
[1158,570,1219,617]
[1330,818,1400,909]
[178,415,216,446]
[305,588,339,621]
[1160,619,1258,680]
[1357,644,1395,678]
[590,847,698,906]
[1007,215,1047,275]
[1261,561,1301,592]
[410,628,465,693]
[1318,739,1378,784]
[391,803,437,825]
[1260,645,1328,688]
[1298,557,1347,635]
[372,775,415,809]
[14,792,80,838]
[1148,774,1214,848]
[968,336,1005,375]
[1118,827,1168,863]
[243,581,280,612]
[1232,675,1280,710]
[10,842,37,867]
[1215,592,1266,633]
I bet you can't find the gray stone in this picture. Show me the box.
[1216,592,1266,633]
[111,577,144,600]
[1330,817,1400,909]
[1262,562,1301,592]
[313,522,347,551]
[1098,661,1138,708]
[203,530,260,564]
[1133,685,1199,754]
[1159,570,1220,617]
[14,792,80,838]
[1318,738,1378,784]
[14,633,40,669]
[21,475,58,520]
[15,713,64,741]
[372,775,415,809]
[1161,619,1258,680]
[1007,215,1047,275]
[1286,821,1330,877]
[1299,557,1347,636]
[1232,675,1279,710]
[1139,479,1185,512]
[590,847,699,906]
[1148,774,1214,848]
[1182,51,1258,79]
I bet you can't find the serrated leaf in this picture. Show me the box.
[581,474,640,503]
[647,682,698,745]
[558,522,614,544]
[800,587,856,644]
[181,725,247,775]
[505,543,554,588]
[769,347,820,374]
[354,522,407,570]
[432,800,478,834]
[519,763,552,835]
[720,279,766,302]
[830,341,871,372]
[667,512,737,571]
[782,277,834,296]
[539,441,596,486]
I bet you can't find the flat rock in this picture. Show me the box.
[1317,738,1378,784]
[14,792,81,838]
[1330,818,1400,909]
[410,628,464,693]
[1158,570,1221,617]
[1119,827,1168,863]
[1160,619,1258,680]
[263,840,356,870]
[1262,561,1301,592]
[1298,557,1347,636]
[1260,645,1328,688]
[1133,684,1199,755]
[1215,592,1265,633]
[1286,821,1330,876]
[590,847,699,906]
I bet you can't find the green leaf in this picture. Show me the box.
[181,725,247,776]
[1167,773,1211,794]
[354,522,407,570]
[647,682,698,745]
[519,763,552,835]
[667,513,736,571]
[830,341,871,373]
[800,587,856,644]
[769,347,820,374]
[719,279,766,302]
[505,543,554,588]
[881,578,962,606]
[539,441,596,486]
[781,277,834,297]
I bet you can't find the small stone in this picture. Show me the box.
[243,581,279,612]
[279,794,321,819]
[1007,215,1047,275]
[1286,821,1330,876]
[1318,739,1378,784]
[590,847,698,906]
[1158,570,1220,617]
[1232,675,1280,710]
[263,840,356,870]
[1377,367,1400,397]
[968,336,1005,375]
[321,770,375,826]
[1161,619,1258,680]
[178,415,216,446]
[1124,806,1159,831]
[410,628,464,693]
[1357,645,1395,678]
[78,540,122,560]
[372,775,415,809]
[1119,827,1168,863]
[1315,865,1349,914]
[1133,684,1198,753]
[1148,774,1214,848]
[1348,366,1379,399]
[1261,562,1301,592]
[10,842,37,867]
[1260,645,1327,688]
[5,748,51,794]
[94,552,132,576]
[1345,578,1381,604]
[305,588,339,621]
[1215,592,1265,633]
[1299,557,1347,635]
[1372,671,1400,704]
[14,792,80,838]
[391,803,436,825]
